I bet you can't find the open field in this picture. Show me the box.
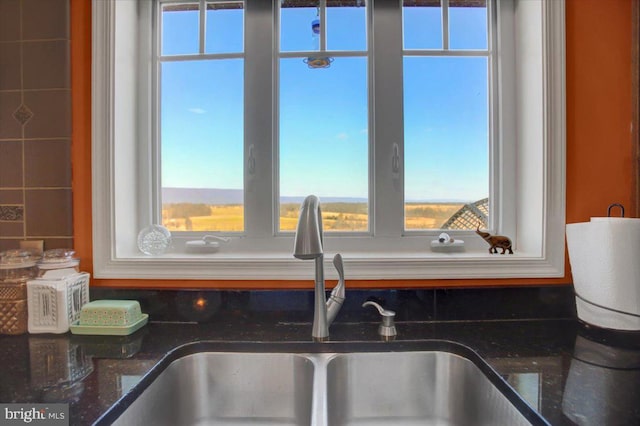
[163,205,245,232]
[405,202,465,230]
[162,202,466,232]
[279,203,368,231]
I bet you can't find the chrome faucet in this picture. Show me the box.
[293,195,346,341]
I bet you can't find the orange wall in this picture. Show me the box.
[566,0,635,223]
[70,0,636,289]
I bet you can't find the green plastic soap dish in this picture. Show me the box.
[70,314,148,336]
[70,300,148,336]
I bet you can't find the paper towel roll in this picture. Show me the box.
[566,218,640,330]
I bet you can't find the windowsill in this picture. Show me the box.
[95,249,561,280]
[120,250,538,260]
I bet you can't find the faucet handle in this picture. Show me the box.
[362,301,397,338]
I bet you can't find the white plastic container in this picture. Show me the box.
[27,270,90,334]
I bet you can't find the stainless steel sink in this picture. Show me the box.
[325,351,534,425]
[111,352,314,426]
[96,342,549,426]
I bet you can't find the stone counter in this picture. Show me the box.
[1,287,639,425]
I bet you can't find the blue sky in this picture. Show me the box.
[160,3,488,203]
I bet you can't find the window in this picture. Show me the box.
[402,1,490,230]
[159,2,245,232]
[92,0,566,280]
[278,1,369,232]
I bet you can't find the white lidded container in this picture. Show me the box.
[27,249,90,334]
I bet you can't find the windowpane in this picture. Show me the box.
[280,3,320,52]
[279,57,369,232]
[403,2,443,50]
[162,4,199,56]
[205,2,244,54]
[160,60,244,232]
[327,3,367,51]
[449,1,488,50]
[280,1,367,53]
[403,56,489,230]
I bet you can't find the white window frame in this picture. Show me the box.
[92,0,566,280]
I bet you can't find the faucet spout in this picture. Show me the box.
[293,195,323,260]
[293,195,346,341]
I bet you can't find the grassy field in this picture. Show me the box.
[405,202,464,230]
[162,202,465,232]
[163,205,245,232]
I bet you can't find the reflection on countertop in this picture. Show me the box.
[1,286,639,425]
[562,329,640,425]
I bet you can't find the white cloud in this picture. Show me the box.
[336,132,349,140]
[188,108,206,114]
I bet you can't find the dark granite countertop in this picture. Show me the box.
[1,286,639,425]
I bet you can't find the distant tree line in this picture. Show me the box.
[322,202,368,215]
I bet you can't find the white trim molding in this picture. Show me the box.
[92,0,566,280]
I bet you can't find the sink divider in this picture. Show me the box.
[308,353,331,426]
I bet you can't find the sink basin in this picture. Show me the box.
[326,351,534,425]
[96,341,549,426]
[109,352,314,426]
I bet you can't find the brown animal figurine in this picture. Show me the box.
[476,225,513,254]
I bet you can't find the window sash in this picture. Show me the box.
[152,0,501,238]
[276,0,372,234]
[155,0,247,234]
